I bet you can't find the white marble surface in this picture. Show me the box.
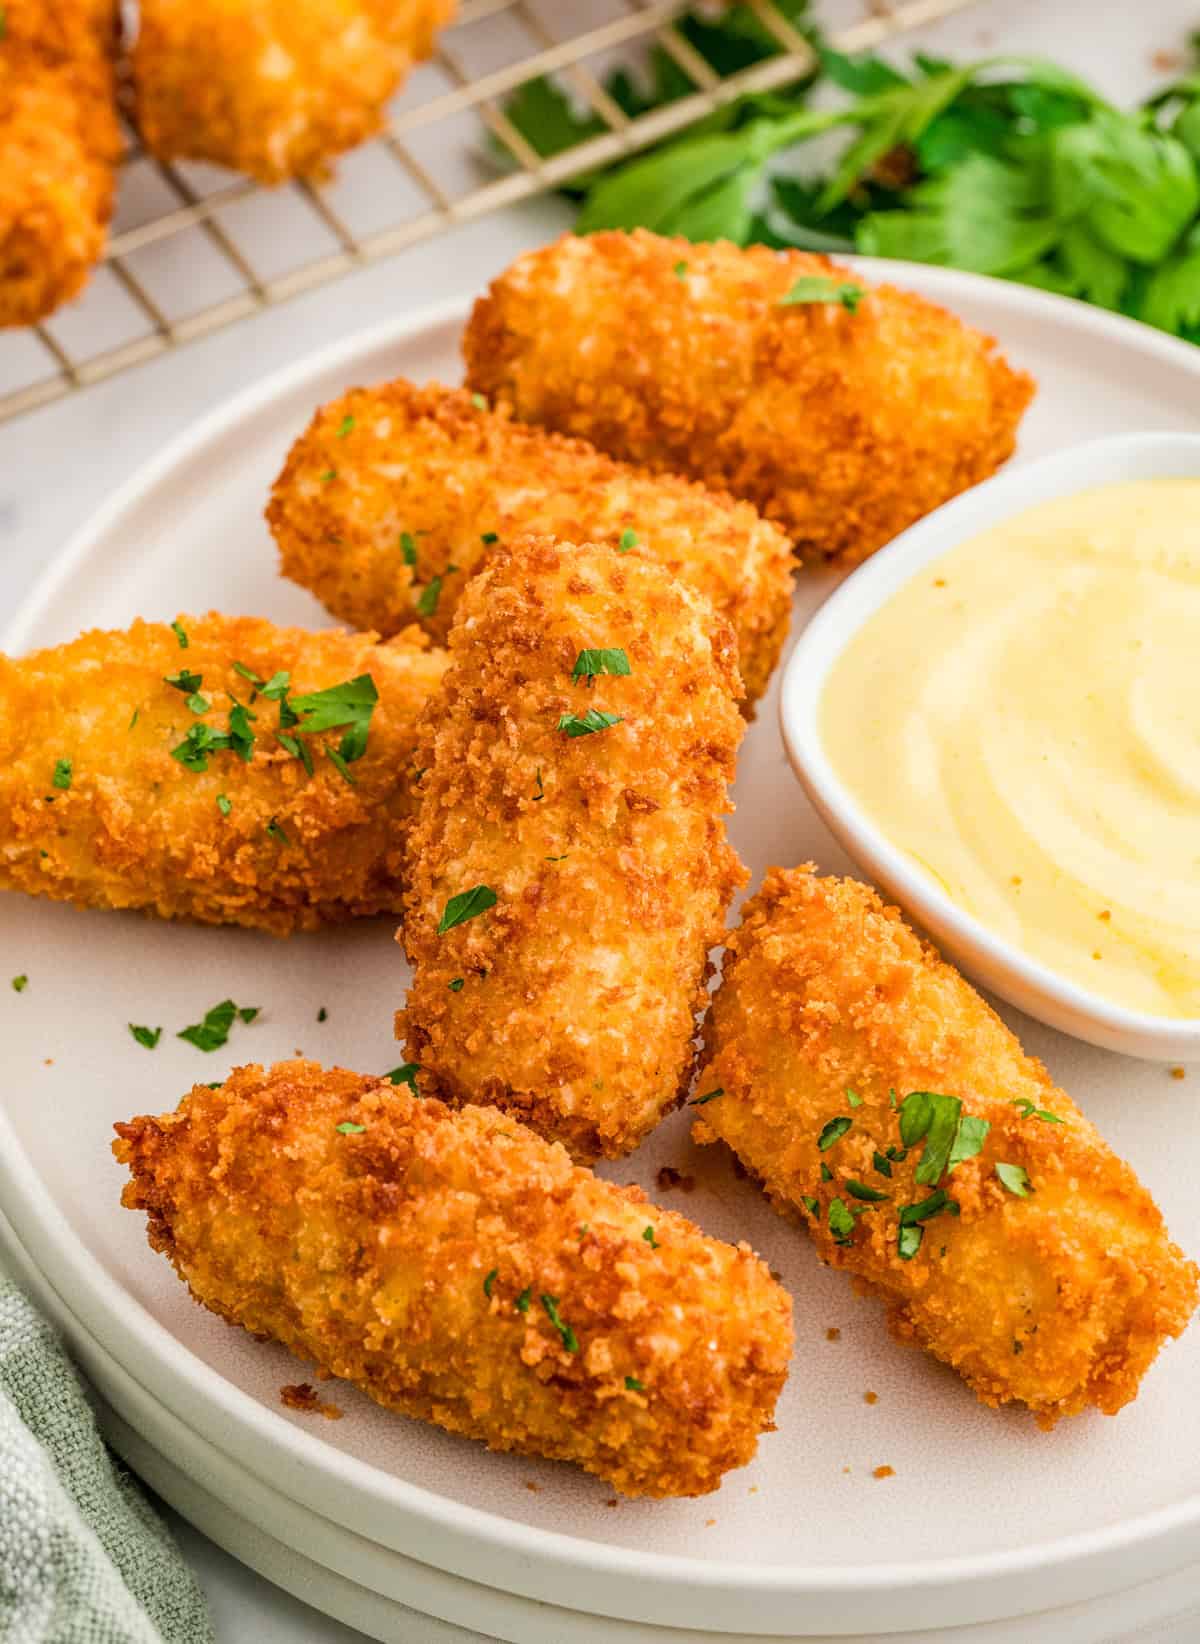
[3,2,1200,1639]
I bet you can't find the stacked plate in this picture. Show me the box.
[3,272,1200,1642]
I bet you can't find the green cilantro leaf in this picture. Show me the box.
[872,1150,893,1178]
[185,693,210,716]
[515,1287,531,1314]
[385,1063,419,1088]
[846,1087,863,1107]
[947,1113,991,1173]
[1011,1097,1064,1124]
[416,578,443,617]
[996,1161,1033,1196]
[844,1179,889,1202]
[448,977,465,992]
[818,1115,852,1150]
[129,1024,162,1049]
[177,999,258,1053]
[801,1195,820,1217]
[779,275,864,310]
[618,529,639,552]
[52,758,72,791]
[571,647,631,686]
[164,669,202,694]
[171,620,189,649]
[541,1293,578,1352]
[642,1225,660,1248]
[11,975,27,993]
[625,1375,645,1391]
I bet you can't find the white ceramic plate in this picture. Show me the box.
[2,267,1200,1640]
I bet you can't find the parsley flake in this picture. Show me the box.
[541,1293,578,1352]
[818,1115,852,1150]
[571,647,631,687]
[558,708,623,738]
[128,1024,162,1050]
[320,469,337,483]
[673,260,688,277]
[625,1375,645,1391]
[618,528,638,552]
[901,1091,988,1185]
[690,1087,723,1106]
[416,577,443,617]
[185,692,210,715]
[481,531,499,545]
[470,393,487,411]
[12,975,28,993]
[872,1150,893,1178]
[164,669,202,694]
[1011,1097,1063,1124]
[385,1063,419,1088]
[642,1225,660,1248]
[828,1197,856,1244]
[996,1161,1033,1196]
[846,1087,863,1108]
[335,414,355,438]
[216,794,232,816]
[266,818,290,845]
[515,1287,531,1314]
[483,1268,498,1298]
[290,674,378,766]
[400,532,418,568]
[171,620,189,649]
[177,999,258,1053]
[820,1162,832,1182]
[438,884,497,933]
[52,758,72,790]
[336,1121,366,1134]
[317,1007,328,1022]
[448,977,465,992]
[531,767,545,801]
[845,1179,889,1203]
[780,276,864,312]
[801,1195,820,1218]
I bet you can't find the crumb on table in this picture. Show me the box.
[873,1464,894,1480]
[825,1327,841,1342]
[655,1165,696,1193]
[1171,1066,1186,1080]
[863,1391,878,1405]
[280,1382,342,1420]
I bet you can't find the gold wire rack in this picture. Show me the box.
[0,0,979,426]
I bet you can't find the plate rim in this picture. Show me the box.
[4,263,1200,1631]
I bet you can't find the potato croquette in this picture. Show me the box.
[463,229,1035,567]
[0,614,447,934]
[132,0,455,184]
[267,380,794,709]
[114,1060,793,1498]
[694,867,1198,1426]
[398,538,746,1160]
[0,0,122,326]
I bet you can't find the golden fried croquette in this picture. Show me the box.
[132,0,455,184]
[266,380,794,710]
[114,1060,793,1498]
[463,229,1036,567]
[0,0,122,326]
[693,867,1198,1425]
[0,614,447,934]
[398,537,746,1161]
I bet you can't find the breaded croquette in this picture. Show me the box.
[463,229,1035,567]
[693,867,1198,1425]
[0,614,447,934]
[114,1060,793,1498]
[266,380,794,709]
[0,0,122,326]
[132,0,455,184]
[398,538,746,1160]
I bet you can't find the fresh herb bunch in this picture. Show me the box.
[505,22,1200,342]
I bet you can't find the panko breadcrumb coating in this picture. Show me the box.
[0,0,122,326]
[132,0,455,184]
[694,867,1198,1425]
[0,614,447,934]
[463,229,1035,567]
[267,380,794,709]
[398,538,746,1161]
[114,1060,793,1498]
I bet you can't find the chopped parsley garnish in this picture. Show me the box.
[277,732,313,775]
[820,1162,832,1182]
[320,469,337,483]
[828,1198,856,1244]
[11,975,27,993]
[801,1195,820,1217]
[673,260,688,277]
[400,532,418,567]
[558,709,623,738]
[415,577,443,617]
[448,977,465,992]
[531,768,545,801]
[483,1268,498,1297]
[625,1375,644,1391]
[317,1007,327,1022]
[232,663,290,700]
[690,1087,723,1106]
[266,818,290,845]
[618,529,638,552]
[164,669,202,694]
[844,1179,889,1202]
[481,531,499,545]
[171,620,189,649]
[515,1286,531,1314]
[185,693,210,715]
[541,1294,578,1352]
[846,1087,864,1108]
[216,794,232,816]
[642,1225,659,1248]
[385,1063,419,1088]
[129,708,139,730]
[896,1188,960,1261]
[289,674,378,766]
[545,854,569,862]
[872,1150,893,1178]
[571,647,631,687]
[1012,1097,1063,1124]
[325,747,356,785]
[900,1090,989,1185]
[780,276,864,312]
[438,884,497,934]
[52,758,72,790]
[128,1024,162,1050]
[336,1121,366,1134]
[996,1161,1033,1196]
[818,1115,852,1150]
[177,999,259,1053]
[470,393,487,411]
[335,414,355,438]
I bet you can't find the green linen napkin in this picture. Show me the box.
[0,1280,214,1644]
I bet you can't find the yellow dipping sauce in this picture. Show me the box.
[821,477,1200,1020]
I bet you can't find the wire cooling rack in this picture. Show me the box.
[0,0,979,425]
